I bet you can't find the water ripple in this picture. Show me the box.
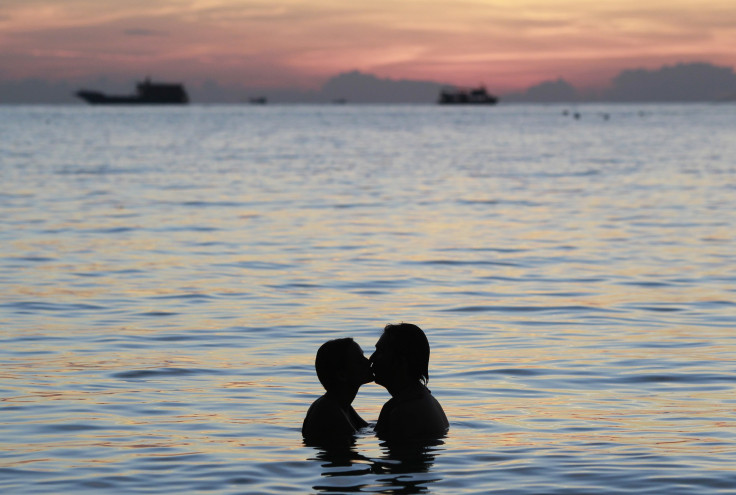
[442,304,618,313]
[3,104,736,495]
[112,367,221,380]
[2,301,106,313]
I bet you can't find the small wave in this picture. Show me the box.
[694,300,736,308]
[538,168,602,178]
[531,291,595,298]
[112,367,217,379]
[491,368,546,377]
[5,256,55,263]
[629,305,685,313]
[408,259,518,267]
[136,311,179,317]
[457,199,544,207]
[453,368,546,378]
[157,225,220,232]
[620,281,674,288]
[180,200,249,208]
[442,304,615,313]
[332,202,381,209]
[148,333,202,342]
[83,226,138,234]
[334,279,413,290]
[267,282,322,290]
[0,191,34,200]
[438,247,528,254]
[72,272,104,278]
[56,166,143,175]
[619,372,735,385]
[217,261,293,270]
[190,240,235,248]
[37,423,107,433]
[480,275,608,284]
[150,293,216,302]
[2,301,105,313]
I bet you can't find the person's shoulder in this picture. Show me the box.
[302,395,364,441]
[378,389,449,440]
[303,395,335,427]
[393,392,447,422]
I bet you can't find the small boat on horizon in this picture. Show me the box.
[75,78,189,105]
[438,86,498,105]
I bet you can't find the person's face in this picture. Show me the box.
[345,341,373,386]
[369,333,396,387]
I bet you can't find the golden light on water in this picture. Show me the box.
[2,105,735,493]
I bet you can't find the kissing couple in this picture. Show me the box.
[302,323,448,443]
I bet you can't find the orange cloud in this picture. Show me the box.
[0,0,734,90]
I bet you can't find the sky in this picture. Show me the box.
[2,0,736,92]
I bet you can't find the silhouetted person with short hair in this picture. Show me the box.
[370,323,449,441]
[302,338,373,445]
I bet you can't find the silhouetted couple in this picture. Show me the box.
[302,323,448,444]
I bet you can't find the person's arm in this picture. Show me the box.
[347,405,368,429]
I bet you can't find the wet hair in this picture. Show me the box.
[315,338,356,390]
[382,323,430,384]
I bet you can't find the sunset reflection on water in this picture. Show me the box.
[2,104,735,493]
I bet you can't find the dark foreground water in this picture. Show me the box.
[1,104,735,494]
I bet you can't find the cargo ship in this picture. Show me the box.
[76,78,189,105]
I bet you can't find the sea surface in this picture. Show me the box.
[1,103,735,494]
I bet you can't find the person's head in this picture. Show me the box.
[370,323,430,388]
[315,338,373,392]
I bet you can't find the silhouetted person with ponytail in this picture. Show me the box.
[370,323,449,441]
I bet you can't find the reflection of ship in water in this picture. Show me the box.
[75,79,189,105]
[438,86,498,105]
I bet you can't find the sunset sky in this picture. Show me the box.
[2,0,735,92]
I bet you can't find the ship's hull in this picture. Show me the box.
[76,90,187,105]
[438,94,498,105]
[438,99,498,105]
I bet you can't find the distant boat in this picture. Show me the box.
[249,96,267,105]
[438,86,498,105]
[76,79,189,105]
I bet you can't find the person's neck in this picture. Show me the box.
[325,384,359,407]
[386,378,423,399]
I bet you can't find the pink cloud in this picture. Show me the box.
[0,0,734,91]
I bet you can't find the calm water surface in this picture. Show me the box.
[1,104,735,494]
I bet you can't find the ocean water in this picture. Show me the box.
[1,103,735,494]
